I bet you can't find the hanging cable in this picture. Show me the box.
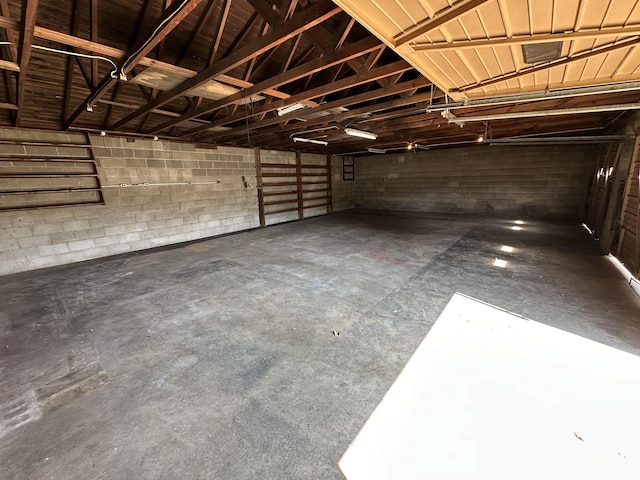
[0,41,118,78]
[244,89,253,149]
[120,0,191,78]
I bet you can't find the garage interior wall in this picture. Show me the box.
[353,144,597,219]
[0,129,358,276]
[0,129,262,276]
[585,112,640,276]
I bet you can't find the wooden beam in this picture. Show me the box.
[110,0,341,130]
[394,0,491,47]
[148,36,381,134]
[213,83,434,142]
[455,36,640,93]
[0,0,18,61]
[90,0,98,88]
[247,0,280,27]
[203,77,432,141]
[336,17,355,50]
[63,0,82,124]
[0,59,19,71]
[176,0,217,65]
[412,25,640,51]
[15,0,39,126]
[196,60,416,140]
[64,0,206,129]
[254,147,266,227]
[0,17,284,98]
[103,0,154,128]
[206,0,231,66]
[0,2,17,122]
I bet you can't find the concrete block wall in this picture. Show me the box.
[0,129,260,275]
[331,155,355,211]
[354,144,595,219]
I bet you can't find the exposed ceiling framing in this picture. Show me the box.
[0,0,638,154]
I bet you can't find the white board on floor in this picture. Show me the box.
[339,293,640,480]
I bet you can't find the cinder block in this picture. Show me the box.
[39,243,70,256]
[32,224,62,235]
[67,238,97,252]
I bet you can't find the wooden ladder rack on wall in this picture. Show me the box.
[0,135,104,211]
[254,149,332,226]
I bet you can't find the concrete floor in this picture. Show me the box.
[1,209,640,479]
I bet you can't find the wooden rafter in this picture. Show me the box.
[90,0,98,88]
[0,0,17,62]
[393,0,492,47]
[221,12,259,58]
[206,0,231,67]
[0,15,295,100]
[148,36,381,134]
[204,79,433,143]
[103,0,154,128]
[154,0,173,64]
[304,20,389,91]
[0,0,18,119]
[15,0,39,126]
[247,0,280,28]
[176,0,217,65]
[412,25,640,52]
[110,0,341,130]
[64,0,206,129]
[202,76,432,143]
[195,59,414,140]
[336,17,355,50]
[62,0,81,123]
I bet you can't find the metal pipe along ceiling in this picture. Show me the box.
[445,103,640,125]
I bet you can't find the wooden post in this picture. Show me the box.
[327,154,333,214]
[254,147,265,227]
[296,151,303,219]
[616,136,640,256]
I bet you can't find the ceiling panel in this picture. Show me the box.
[333,0,640,100]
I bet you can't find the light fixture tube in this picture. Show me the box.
[278,103,307,116]
[345,127,377,140]
[292,137,328,146]
[368,147,387,154]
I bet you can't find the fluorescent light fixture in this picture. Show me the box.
[292,136,328,146]
[501,245,514,253]
[345,127,377,140]
[515,220,524,225]
[511,226,522,231]
[582,223,594,235]
[278,103,306,116]
[368,147,387,154]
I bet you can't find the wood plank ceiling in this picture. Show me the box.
[0,0,639,154]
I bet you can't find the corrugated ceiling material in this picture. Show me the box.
[333,0,640,100]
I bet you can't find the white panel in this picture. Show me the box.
[340,293,640,480]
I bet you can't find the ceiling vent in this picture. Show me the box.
[521,42,563,64]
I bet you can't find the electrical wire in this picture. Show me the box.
[120,0,191,76]
[103,180,222,188]
[0,41,118,78]
[244,89,253,148]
